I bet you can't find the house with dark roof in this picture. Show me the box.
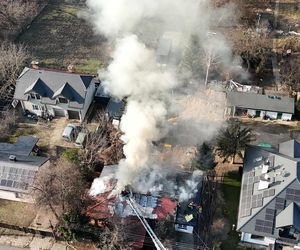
[237,140,300,249]
[0,136,49,202]
[226,91,295,120]
[13,67,96,121]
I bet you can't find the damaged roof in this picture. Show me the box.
[14,67,94,109]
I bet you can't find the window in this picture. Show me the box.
[29,93,41,100]
[250,234,264,240]
[32,104,39,110]
[58,97,68,104]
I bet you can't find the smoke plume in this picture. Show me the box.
[86,0,236,198]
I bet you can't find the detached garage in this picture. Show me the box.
[226,92,295,120]
[53,108,65,117]
[68,110,80,120]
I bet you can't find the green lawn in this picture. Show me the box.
[220,171,242,250]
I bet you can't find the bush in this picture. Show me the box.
[62,148,80,164]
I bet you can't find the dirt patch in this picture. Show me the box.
[33,118,81,156]
[0,200,36,227]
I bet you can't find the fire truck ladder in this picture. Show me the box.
[126,196,167,250]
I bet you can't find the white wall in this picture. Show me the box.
[81,82,96,121]
[282,113,292,121]
[241,232,275,247]
[22,100,43,116]
[175,224,194,234]
[0,190,33,202]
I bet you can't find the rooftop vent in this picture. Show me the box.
[9,155,16,161]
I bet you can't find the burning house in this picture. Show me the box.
[85,165,203,248]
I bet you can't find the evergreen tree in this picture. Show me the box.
[216,121,254,164]
[192,142,216,171]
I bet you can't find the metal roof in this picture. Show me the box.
[237,141,300,239]
[227,91,295,114]
[0,136,38,156]
[14,67,94,109]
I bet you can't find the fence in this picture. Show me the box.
[0,222,54,238]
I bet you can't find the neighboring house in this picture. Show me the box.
[0,136,49,202]
[237,140,300,249]
[14,67,96,122]
[226,91,295,120]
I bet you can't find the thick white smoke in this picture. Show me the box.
[86,0,236,198]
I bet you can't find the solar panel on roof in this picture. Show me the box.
[266,208,275,214]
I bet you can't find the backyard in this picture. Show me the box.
[220,171,242,250]
[17,0,109,74]
[0,200,36,227]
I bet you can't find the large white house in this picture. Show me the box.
[237,140,300,249]
[13,67,96,122]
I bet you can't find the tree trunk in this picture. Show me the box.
[48,203,60,220]
[204,62,210,88]
[231,154,235,164]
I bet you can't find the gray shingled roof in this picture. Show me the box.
[227,91,295,114]
[279,140,300,158]
[237,142,300,239]
[0,136,38,156]
[106,98,125,120]
[14,67,94,109]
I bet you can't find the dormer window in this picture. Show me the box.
[58,97,68,104]
[29,93,41,99]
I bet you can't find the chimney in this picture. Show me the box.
[9,155,16,161]
[31,61,39,69]
[67,64,74,73]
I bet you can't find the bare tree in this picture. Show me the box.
[31,158,86,220]
[279,56,300,92]
[81,113,123,170]
[202,46,221,87]
[227,28,272,75]
[0,42,30,100]
[0,110,17,139]
[0,1,40,39]
[96,221,130,250]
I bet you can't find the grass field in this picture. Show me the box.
[220,171,242,250]
[17,0,109,74]
[0,199,36,227]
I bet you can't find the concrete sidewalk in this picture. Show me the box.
[0,231,67,250]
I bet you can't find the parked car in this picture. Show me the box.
[75,131,87,148]
[23,109,38,121]
[62,124,76,141]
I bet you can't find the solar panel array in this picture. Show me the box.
[251,194,263,208]
[240,170,276,218]
[263,189,275,198]
[275,197,285,210]
[285,188,300,202]
[255,209,276,234]
[240,171,254,217]
[0,165,36,191]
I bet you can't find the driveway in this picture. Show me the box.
[242,120,300,147]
